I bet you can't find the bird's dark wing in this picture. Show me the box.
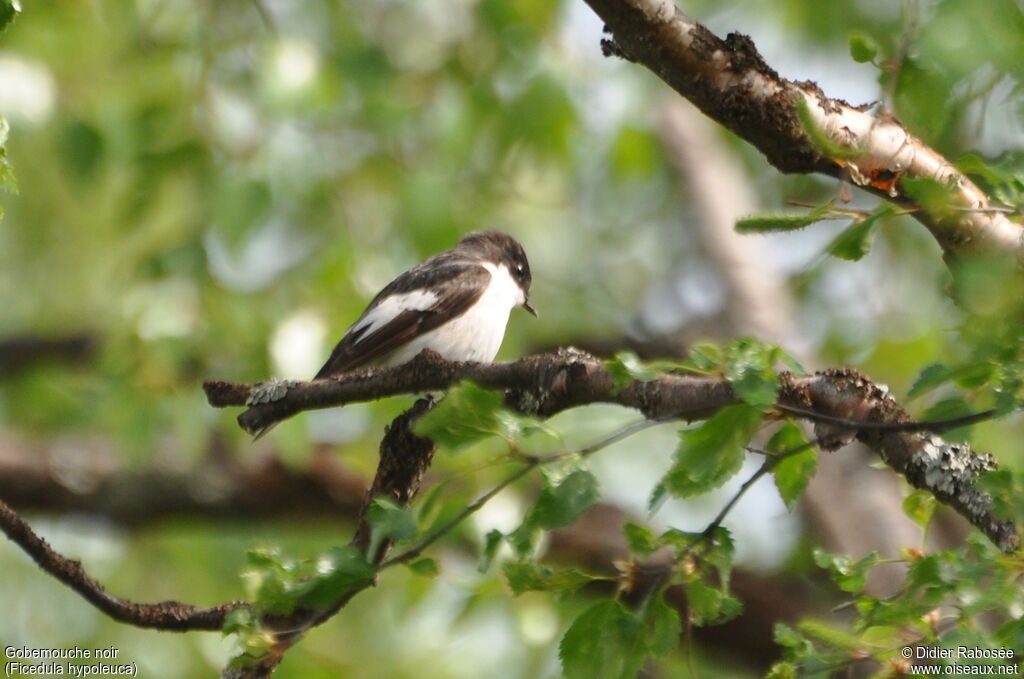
[313,263,491,379]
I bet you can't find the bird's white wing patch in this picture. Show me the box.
[345,288,438,343]
[385,262,523,365]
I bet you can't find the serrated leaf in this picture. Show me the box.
[648,481,669,513]
[559,600,646,679]
[827,208,888,261]
[849,34,877,63]
[414,381,529,452]
[503,560,595,596]
[768,422,817,508]
[511,470,600,555]
[813,549,879,594]
[724,339,780,409]
[662,405,763,498]
[686,580,742,626]
[701,526,736,582]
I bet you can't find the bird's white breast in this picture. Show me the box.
[387,262,524,365]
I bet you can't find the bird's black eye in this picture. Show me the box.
[515,263,525,278]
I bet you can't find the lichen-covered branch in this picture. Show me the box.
[581,0,1024,261]
[785,369,1018,552]
[204,350,1018,552]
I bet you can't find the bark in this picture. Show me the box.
[204,350,1018,552]
[582,0,1023,262]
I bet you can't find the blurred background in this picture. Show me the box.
[1,0,1022,676]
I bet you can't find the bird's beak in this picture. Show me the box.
[523,298,538,317]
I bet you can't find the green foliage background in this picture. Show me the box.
[1,0,1022,677]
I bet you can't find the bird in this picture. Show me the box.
[246,230,536,438]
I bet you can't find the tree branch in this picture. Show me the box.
[203,350,1018,552]
[581,0,1023,262]
[0,497,244,631]
[0,434,367,524]
[223,398,439,679]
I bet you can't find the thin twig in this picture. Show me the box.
[701,461,773,539]
[0,498,243,631]
[774,403,998,434]
[381,463,537,569]
[385,414,676,568]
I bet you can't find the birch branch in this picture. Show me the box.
[582,0,1024,262]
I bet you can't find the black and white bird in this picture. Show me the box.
[247,230,535,437]
[315,230,535,377]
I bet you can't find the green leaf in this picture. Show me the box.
[530,469,600,529]
[366,498,418,542]
[735,202,833,234]
[623,523,658,557]
[662,405,763,498]
[408,557,440,578]
[849,34,877,63]
[827,208,889,261]
[643,594,681,656]
[683,342,725,373]
[700,527,736,584]
[414,381,528,452]
[365,498,418,561]
[724,339,780,409]
[902,176,956,217]
[768,422,817,508]
[686,580,742,626]
[478,529,504,573]
[796,98,862,159]
[813,549,879,594]
[242,548,301,615]
[605,350,658,394]
[503,560,595,596]
[996,617,1024,648]
[222,607,254,635]
[773,622,809,650]
[765,662,798,679]
[908,363,953,399]
[559,600,646,679]
[0,0,19,33]
[297,545,375,608]
[511,470,600,555]
[902,490,937,529]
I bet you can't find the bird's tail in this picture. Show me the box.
[248,418,280,441]
[239,378,299,440]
